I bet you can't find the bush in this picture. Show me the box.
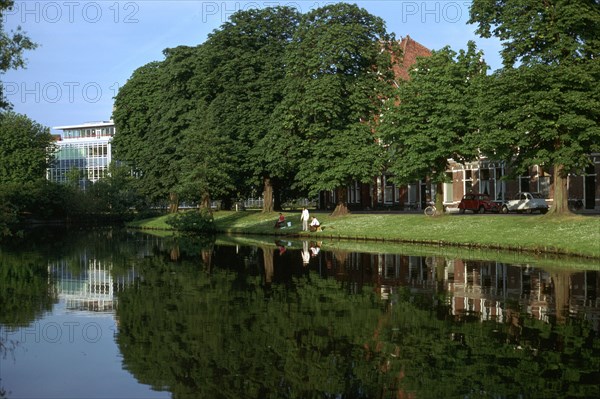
[166,209,215,233]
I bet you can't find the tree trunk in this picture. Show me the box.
[331,186,349,217]
[262,247,274,285]
[434,181,445,216]
[262,176,274,213]
[548,164,572,215]
[551,271,571,325]
[199,192,211,211]
[201,249,212,273]
[168,192,179,213]
[170,245,180,261]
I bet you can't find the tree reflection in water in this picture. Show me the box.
[0,229,598,398]
[115,237,600,399]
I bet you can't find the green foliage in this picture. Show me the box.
[0,0,37,110]
[0,249,57,328]
[381,41,486,185]
[472,60,600,177]
[0,112,55,183]
[275,3,397,196]
[87,162,140,216]
[187,6,302,207]
[112,58,188,205]
[114,4,397,207]
[469,0,600,67]
[176,120,237,206]
[0,200,17,238]
[468,0,600,212]
[166,209,216,234]
[0,180,70,222]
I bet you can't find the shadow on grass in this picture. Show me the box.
[214,210,291,232]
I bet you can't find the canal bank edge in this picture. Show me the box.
[126,211,600,260]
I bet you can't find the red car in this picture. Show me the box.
[458,194,500,214]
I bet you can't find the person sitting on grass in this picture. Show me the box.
[274,213,286,228]
[309,216,321,232]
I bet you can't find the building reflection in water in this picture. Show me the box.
[49,258,137,313]
[46,239,600,332]
[296,248,600,331]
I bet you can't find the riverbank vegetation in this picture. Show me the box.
[112,2,599,216]
[1,2,598,242]
[127,210,600,259]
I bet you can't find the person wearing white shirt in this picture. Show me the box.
[309,216,321,232]
[300,207,310,231]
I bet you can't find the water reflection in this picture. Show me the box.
[0,229,599,398]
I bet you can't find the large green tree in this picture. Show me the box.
[112,62,167,207]
[1,0,37,110]
[275,3,398,216]
[114,8,301,212]
[468,0,600,213]
[176,120,237,209]
[196,7,301,212]
[113,46,202,212]
[0,111,54,183]
[380,42,487,214]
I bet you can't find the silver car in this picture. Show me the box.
[502,192,549,214]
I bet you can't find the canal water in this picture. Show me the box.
[1,228,599,398]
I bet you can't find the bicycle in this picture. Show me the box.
[424,202,436,216]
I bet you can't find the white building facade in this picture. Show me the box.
[48,121,115,188]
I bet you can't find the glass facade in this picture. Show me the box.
[47,122,114,188]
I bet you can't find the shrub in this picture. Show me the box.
[166,209,215,233]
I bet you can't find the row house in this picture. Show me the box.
[322,156,599,211]
[306,249,600,328]
[318,36,599,211]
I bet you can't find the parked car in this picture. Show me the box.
[501,192,549,214]
[458,194,501,213]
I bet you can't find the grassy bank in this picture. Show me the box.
[127,210,600,258]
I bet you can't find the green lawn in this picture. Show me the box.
[127,210,600,258]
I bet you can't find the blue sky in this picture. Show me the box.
[2,1,502,133]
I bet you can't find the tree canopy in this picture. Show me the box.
[380,41,486,212]
[113,4,397,214]
[195,6,302,211]
[110,1,598,215]
[469,0,600,213]
[0,0,37,110]
[469,0,600,67]
[0,111,54,183]
[273,3,398,215]
[112,47,201,212]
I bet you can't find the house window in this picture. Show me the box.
[407,184,417,207]
[383,176,394,204]
[539,176,551,198]
[464,169,473,193]
[520,175,530,192]
[480,168,491,196]
[444,172,453,203]
[494,167,505,201]
[348,181,360,204]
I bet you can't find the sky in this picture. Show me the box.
[2,1,503,133]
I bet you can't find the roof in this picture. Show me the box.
[53,120,114,130]
[393,35,432,81]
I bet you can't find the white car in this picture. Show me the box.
[502,192,549,214]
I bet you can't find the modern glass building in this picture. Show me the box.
[48,121,115,188]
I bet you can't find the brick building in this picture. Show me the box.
[318,36,599,212]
